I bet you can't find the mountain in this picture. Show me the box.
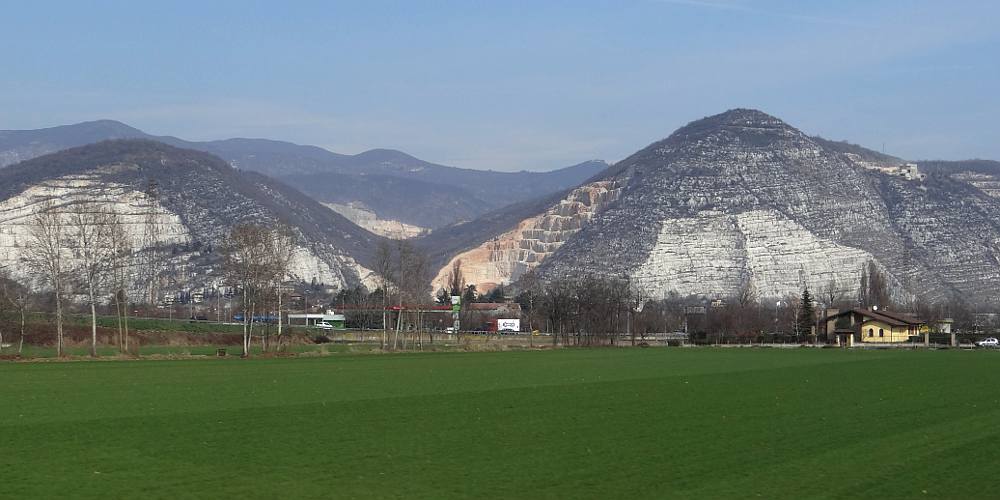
[423,109,1000,304]
[0,140,386,294]
[0,120,148,167]
[0,121,609,231]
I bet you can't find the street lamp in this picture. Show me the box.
[775,301,783,343]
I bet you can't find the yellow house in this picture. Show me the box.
[822,308,926,344]
[860,319,911,343]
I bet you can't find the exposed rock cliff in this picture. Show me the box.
[0,140,383,295]
[430,180,623,292]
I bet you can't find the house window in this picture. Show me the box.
[868,328,874,337]
[879,328,884,338]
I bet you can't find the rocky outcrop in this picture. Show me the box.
[430,180,623,293]
[632,210,877,298]
[323,202,429,239]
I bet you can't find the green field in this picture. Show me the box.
[65,313,274,334]
[2,348,998,498]
[9,343,365,359]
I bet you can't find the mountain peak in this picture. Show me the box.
[611,109,803,170]
[674,108,793,136]
[632,109,806,157]
[356,148,421,162]
[46,119,147,137]
[711,108,782,124]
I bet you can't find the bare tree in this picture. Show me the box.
[22,199,69,357]
[374,241,394,350]
[858,260,890,309]
[140,180,164,306]
[400,244,430,349]
[392,241,415,350]
[516,269,542,347]
[0,273,30,355]
[821,277,846,310]
[223,224,274,357]
[540,279,575,346]
[106,213,134,353]
[267,225,297,352]
[69,202,120,357]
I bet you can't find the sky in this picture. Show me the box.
[2,0,998,171]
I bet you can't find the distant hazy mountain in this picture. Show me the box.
[0,120,148,166]
[0,140,387,293]
[0,120,609,229]
[421,109,1000,304]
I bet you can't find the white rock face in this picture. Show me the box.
[431,180,622,292]
[0,176,190,280]
[323,202,428,239]
[0,174,376,291]
[633,210,875,299]
[285,245,377,290]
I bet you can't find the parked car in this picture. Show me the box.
[315,321,334,331]
[975,337,999,348]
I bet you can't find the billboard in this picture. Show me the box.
[497,319,520,332]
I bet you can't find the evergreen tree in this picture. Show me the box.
[462,284,478,305]
[796,288,815,339]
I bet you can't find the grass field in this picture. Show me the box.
[63,313,274,334]
[2,348,998,498]
[9,343,365,359]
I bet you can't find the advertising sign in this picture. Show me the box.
[497,319,520,332]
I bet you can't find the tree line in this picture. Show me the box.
[2,194,164,357]
[0,189,302,358]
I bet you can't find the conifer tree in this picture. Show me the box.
[796,288,815,339]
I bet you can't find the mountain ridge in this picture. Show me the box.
[0,120,609,228]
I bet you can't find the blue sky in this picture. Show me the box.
[2,0,997,170]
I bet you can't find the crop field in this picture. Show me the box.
[2,348,998,498]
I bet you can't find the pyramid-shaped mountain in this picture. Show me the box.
[426,109,1000,303]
